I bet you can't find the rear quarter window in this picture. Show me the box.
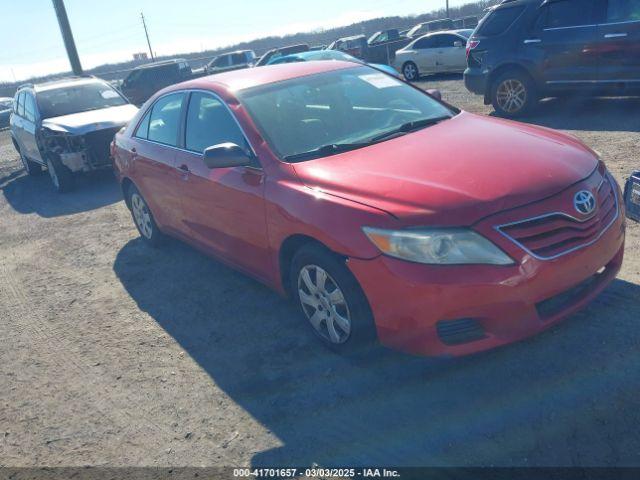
[476,6,525,36]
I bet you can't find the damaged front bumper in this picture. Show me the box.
[40,127,121,173]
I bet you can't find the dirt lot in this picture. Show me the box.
[1,77,639,469]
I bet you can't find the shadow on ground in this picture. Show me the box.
[0,168,122,218]
[114,238,640,467]
[501,96,640,133]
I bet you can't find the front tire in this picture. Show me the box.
[491,70,536,118]
[19,148,43,176]
[290,244,377,355]
[46,155,74,193]
[402,61,419,82]
[127,184,164,246]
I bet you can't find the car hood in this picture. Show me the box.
[292,112,599,226]
[42,104,139,135]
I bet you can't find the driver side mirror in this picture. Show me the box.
[203,143,252,169]
[453,40,463,48]
[426,89,442,101]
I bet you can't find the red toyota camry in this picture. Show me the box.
[112,61,625,357]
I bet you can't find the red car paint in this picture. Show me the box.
[113,61,625,357]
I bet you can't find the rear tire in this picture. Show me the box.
[46,155,74,193]
[127,184,164,247]
[402,61,419,82]
[491,70,536,118]
[19,147,43,176]
[290,244,377,356]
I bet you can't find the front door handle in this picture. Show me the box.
[178,164,190,172]
[524,38,542,44]
[604,33,628,39]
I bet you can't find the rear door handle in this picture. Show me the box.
[178,164,190,172]
[604,33,628,38]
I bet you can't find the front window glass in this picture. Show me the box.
[185,92,246,153]
[37,82,127,119]
[237,66,454,162]
[24,94,36,122]
[147,92,185,146]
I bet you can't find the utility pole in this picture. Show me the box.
[141,12,155,61]
[446,0,450,18]
[51,0,83,75]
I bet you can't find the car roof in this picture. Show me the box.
[135,59,186,70]
[24,77,107,93]
[171,60,359,93]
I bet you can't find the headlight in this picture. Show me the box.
[362,227,514,265]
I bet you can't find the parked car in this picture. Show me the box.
[10,77,138,192]
[121,59,193,105]
[0,97,13,128]
[465,0,640,117]
[407,18,455,38]
[625,171,640,221]
[113,61,624,357]
[366,28,412,65]
[266,50,400,77]
[327,35,369,59]
[395,30,473,81]
[206,50,256,74]
[255,44,310,67]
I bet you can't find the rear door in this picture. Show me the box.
[527,0,602,84]
[130,92,186,232]
[173,91,270,280]
[598,0,640,81]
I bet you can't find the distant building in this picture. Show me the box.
[133,52,149,61]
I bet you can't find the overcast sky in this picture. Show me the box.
[0,0,474,82]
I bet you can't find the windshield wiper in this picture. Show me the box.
[284,142,369,162]
[369,116,453,143]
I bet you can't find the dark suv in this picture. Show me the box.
[464,0,640,117]
[121,59,193,105]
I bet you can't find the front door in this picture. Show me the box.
[598,0,640,81]
[173,91,271,281]
[525,0,602,84]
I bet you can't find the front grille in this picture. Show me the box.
[536,270,603,320]
[85,127,120,166]
[436,318,486,346]
[496,176,618,260]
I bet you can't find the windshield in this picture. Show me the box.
[237,66,454,162]
[37,82,127,119]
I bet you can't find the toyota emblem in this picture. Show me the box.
[574,190,596,215]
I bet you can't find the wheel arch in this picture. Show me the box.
[120,177,137,210]
[485,62,536,100]
[278,234,346,297]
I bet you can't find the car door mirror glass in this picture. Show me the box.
[453,40,463,48]
[425,89,442,101]
[203,143,252,169]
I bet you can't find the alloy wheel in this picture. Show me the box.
[496,79,527,114]
[297,264,351,344]
[403,63,417,81]
[131,193,153,239]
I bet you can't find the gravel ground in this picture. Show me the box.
[0,76,639,469]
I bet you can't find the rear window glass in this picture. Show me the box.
[544,0,598,28]
[476,6,525,36]
[607,0,640,22]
